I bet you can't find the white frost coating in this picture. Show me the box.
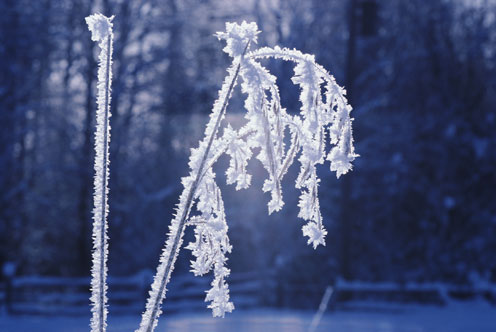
[85,13,114,332]
[186,178,234,317]
[86,13,114,43]
[137,21,356,332]
[303,220,328,249]
[247,46,358,248]
[136,23,255,332]
[216,21,259,57]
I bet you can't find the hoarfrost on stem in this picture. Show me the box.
[85,13,114,332]
[247,45,358,247]
[86,13,114,44]
[137,21,357,332]
[136,23,255,332]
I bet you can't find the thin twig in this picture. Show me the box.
[96,34,112,332]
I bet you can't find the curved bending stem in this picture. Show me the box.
[137,43,249,332]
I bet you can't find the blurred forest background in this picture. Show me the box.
[1,0,495,297]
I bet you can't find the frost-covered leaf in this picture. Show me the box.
[205,263,234,318]
[302,222,327,249]
[186,180,233,311]
[224,125,253,190]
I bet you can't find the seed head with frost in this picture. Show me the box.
[86,13,114,44]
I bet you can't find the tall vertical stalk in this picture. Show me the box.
[85,13,114,332]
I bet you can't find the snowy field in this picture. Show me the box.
[1,301,494,332]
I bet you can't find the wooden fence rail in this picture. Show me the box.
[1,271,267,315]
[1,273,495,315]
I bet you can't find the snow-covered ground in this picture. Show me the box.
[1,301,494,332]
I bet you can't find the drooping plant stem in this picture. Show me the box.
[137,42,249,332]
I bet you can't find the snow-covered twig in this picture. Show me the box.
[85,13,114,332]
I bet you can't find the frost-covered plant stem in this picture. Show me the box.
[85,13,114,332]
[136,42,250,332]
[136,21,355,332]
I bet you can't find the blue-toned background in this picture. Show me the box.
[0,0,495,330]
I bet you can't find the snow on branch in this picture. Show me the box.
[137,21,357,332]
[85,13,114,332]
